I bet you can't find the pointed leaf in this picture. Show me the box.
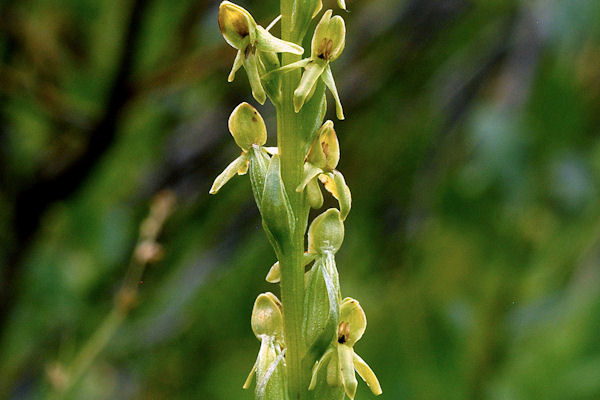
[209,154,249,194]
[249,146,270,208]
[304,260,339,359]
[261,155,295,255]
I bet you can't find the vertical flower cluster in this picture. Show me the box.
[211,1,380,399]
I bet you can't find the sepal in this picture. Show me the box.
[218,1,256,49]
[256,25,304,55]
[307,120,339,170]
[228,102,267,151]
[312,10,346,62]
[245,293,288,399]
[338,297,366,346]
[251,292,284,342]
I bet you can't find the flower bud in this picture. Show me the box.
[251,292,284,342]
[338,298,366,347]
[306,177,324,209]
[308,208,344,254]
[311,10,346,62]
[218,1,256,50]
[228,102,267,151]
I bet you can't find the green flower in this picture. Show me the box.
[218,1,304,104]
[309,298,382,399]
[209,103,270,204]
[264,10,346,119]
[244,293,288,399]
[297,121,351,220]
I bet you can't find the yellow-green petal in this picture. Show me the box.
[209,153,249,194]
[308,208,344,254]
[311,10,346,61]
[338,344,357,399]
[319,170,351,220]
[338,297,366,346]
[294,60,327,113]
[218,1,256,50]
[251,292,284,342]
[353,352,382,396]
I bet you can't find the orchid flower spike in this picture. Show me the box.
[244,293,288,399]
[297,121,351,219]
[263,10,346,119]
[309,298,382,399]
[218,1,304,104]
[209,103,270,205]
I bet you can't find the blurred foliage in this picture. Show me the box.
[1,0,600,399]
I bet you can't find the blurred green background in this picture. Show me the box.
[1,0,600,398]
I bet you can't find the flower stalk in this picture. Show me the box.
[212,1,380,398]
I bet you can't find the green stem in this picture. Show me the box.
[278,1,310,399]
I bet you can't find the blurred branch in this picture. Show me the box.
[47,191,176,398]
[0,0,151,347]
